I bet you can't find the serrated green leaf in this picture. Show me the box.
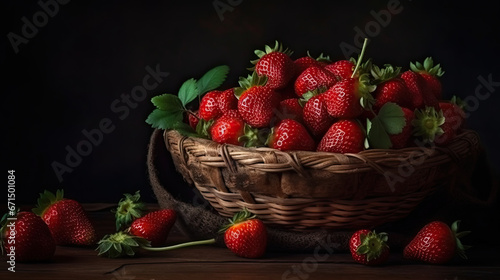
[367,117,392,149]
[196,65,230,95]
[377,102,406,135]
[178,78,200,107]
[151,94,184,111]
[145,108,184,130]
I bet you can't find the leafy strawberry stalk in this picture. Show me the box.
[112,191,146,231]
[146,65,230,136]
[97,230,216,258]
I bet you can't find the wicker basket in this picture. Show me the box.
[163,129,480,231]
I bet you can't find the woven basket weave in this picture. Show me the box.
[163,129,480,231]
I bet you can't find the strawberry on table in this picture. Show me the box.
[404,220,471,264]
[266,119,316,151]
[220,208,267,258]
[317,119,365,154]
[1,211,56,262]
[33,189,97,246]
[349,229,390,266]
[129,209,177,247]
[250,40,295,90]
[113,190,147,231]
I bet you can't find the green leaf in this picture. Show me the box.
[377,102,406,135]
[366,117,392,149]
[196,65,230,95]
[151,94,183,111]
[178,78,200,107]
[145,108,184,130]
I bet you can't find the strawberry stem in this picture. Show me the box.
[351,38,370,79]
[141,238,216,252]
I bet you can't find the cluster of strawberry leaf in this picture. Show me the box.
[146,65,230,136]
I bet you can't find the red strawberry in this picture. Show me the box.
[404,220,470,264]
[250,41,295,89]
[317,119,365,154]
[433,104,461,146]
[1,211,56,262]
[129,209,177,247]
[323,74,375,119]
[266,119,316,151]
[276,98,304,123]
[371,64,412,110]
[324,59,355,81]
[401,69,439,110]
[236,72,280,128]
[389,107,414,149]
[220,209,267,258]
[293,52,331,74]
[302,93,335,138]
[210,110,245,146]
[188,110,200,130]
[199,90,222,121]
[217,88,238,114]
[294,66,336,97]
[349,229,390,266]
[33,189,97,246]
[210,110,261,147]
[410,57,445,100]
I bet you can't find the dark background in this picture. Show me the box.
[2,0,499,206]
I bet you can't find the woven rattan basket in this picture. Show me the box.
[163,129,480,231]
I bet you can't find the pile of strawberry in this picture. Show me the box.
[147,39,466,153]
[1,189,97,262]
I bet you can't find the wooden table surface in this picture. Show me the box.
[2,204,499,280]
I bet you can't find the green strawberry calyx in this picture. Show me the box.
[371,64,402,84]
[306,50,331,63]
[410,57,445,77]
[412,106,445,143]
[249,40,294,68]
[97,231,151,258]
[451,220,472,259]
[234,71,268,98]
[32,189,65,217]
[219,208,256,233]
[97,230,216,258]
[113,191,147,231]
[356,231,389,262]
[239,124,266,148]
